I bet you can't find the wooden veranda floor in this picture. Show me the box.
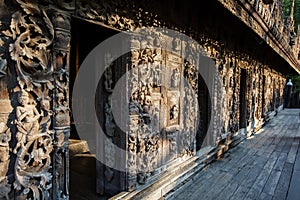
[166,109,300,200]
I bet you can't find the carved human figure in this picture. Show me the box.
[170,104,179,120]
[140,40,154,64]
[171,68,180,88]
[39,97,52,133]
[14,90,40,154]
[172,38,181,52]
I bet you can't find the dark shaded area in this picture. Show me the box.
[69,17,119,139]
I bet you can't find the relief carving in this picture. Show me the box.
[0,0,71,198]
[0,122,11,200]
[13,90,54,199]
[0,57,7,79]
[76,0,161,31]
[13,90,41,154]
[54,69,70,127]
[171,68,180,88]
[2,0,54,90]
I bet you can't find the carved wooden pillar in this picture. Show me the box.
[0,0,55,198]
[0,1,73,199]
[51,7,72,199]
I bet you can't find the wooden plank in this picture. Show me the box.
[286,170,300,200]
[262,152,287,196]
[214,182,239,200]
[293,146,300,171]
[201,172,234,200]
[259,192,273,200]
[186,171,230,199]
[171,166,223,199]
[286,139,299,164]
[243,151,281,200]
[272,162,293,200]
[229,185,250,200]
[168,111,299,200]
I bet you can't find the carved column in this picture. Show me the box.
[0,0,56,199]
[51,8,72,199]
[0,0,73,199]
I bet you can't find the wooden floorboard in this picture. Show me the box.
[167,109,300,200]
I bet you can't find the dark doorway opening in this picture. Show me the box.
[69,17,118,200]
[239,68,247,128]
[196,74,211,151]
[261,75,265,118]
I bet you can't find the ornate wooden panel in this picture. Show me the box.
[95,31,199,194]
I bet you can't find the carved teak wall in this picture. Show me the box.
[0,0,290,199]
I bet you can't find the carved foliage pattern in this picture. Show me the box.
[0,0,57,198]
[2,0,54,90]
[0,0,71,199]
[76,0,161,31]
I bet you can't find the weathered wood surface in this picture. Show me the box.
[166,109,300,200]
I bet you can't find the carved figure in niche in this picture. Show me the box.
[171,68,180,88]
[55,69,69,107]
[172,38,181,52]
[152,36,162,86]
[39,96,52,133]
[140,40,154,64]
[151,107,160,131]
[14,90,40,154]
[153,37,162,61]
[170,105,179,120]
[130,38,141,68]
[140,63,152,84]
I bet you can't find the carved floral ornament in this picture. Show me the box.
[76,0,163,31]
[0,0,70,198]
[1,0,54,90]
